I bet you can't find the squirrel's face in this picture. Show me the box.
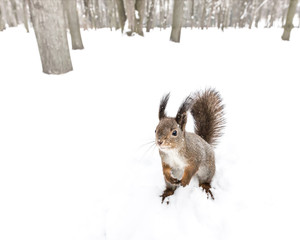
[155,118,185,151]
[156,93,192,151]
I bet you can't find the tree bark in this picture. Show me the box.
[135,0,145,35]
[124,0,145,36]
[29,0,73,74]
[208,0,216,27]
[282,0,299,40]
[164,0,170,29]
[159,0,164,29]
[63,0,84,50]
[200,0,207,29]
[170,0,184,42]
[83,0,95,29]
[268,0,277,27]
[110,0,118,30]
[9,0,19,25]
[146,0,155,32]
[190,0,195,28]
[22,0,29,32]
[4,0,17,27]
[0,2,6,31]
[115,0,127,32]
[255,5,262,28]
[124,0,135,34]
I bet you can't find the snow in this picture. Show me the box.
[1,27,300,240]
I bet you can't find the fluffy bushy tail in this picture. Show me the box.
[190,88,225,147]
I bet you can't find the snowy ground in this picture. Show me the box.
[1,27,300,240]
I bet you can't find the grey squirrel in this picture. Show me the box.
[155,89,225,203]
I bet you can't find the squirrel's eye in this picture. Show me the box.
[172,130,177,136]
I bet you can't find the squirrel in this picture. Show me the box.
[155,89,225,203]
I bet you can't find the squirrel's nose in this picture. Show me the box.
[157,139,163,145]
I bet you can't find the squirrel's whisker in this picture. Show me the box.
[140,142,157,161]
[138,140,156,150]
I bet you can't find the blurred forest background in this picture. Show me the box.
[1,0,299,74]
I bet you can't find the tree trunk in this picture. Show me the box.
[159,0,165,29]
[124,0,135,34]
[170,0,184,42]
[29,0,73,74]
[200,0,207,29]
[0,2,6,31]
[83,0,95,29]
[255,6,262,28]
[163,0,170,29]
[146,0,155,32]
[4,0,17,27]
[63,0,84,50]
[135,0,145,35]
[124,0,145,36]
[110,0,118,30]
[115,0,127,32]
[208,0,216,27]
[94,0,101,29]
[190,0,195,29]
[9,0,19,25]
[282,0,299,40]
[248,0,256,29]
[22,0,29,32]
[268,0,277,27]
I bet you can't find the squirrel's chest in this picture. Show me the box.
[161,150,187,170]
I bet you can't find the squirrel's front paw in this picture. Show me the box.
[180,178,190,187]
[168,176,181,185]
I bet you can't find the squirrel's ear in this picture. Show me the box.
[159,93,170,120]
[176,95,193,130]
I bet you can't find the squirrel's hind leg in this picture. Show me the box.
[199,182,215,200]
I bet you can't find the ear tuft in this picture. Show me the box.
[159,93,170,120]
[176,95,193,130]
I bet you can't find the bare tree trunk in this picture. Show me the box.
[4,0,17,27]
[103,0,112,30]
[255,5,262,27]
[111,0,118,30]
[216,3,222,29]
[0,1,6,31]
[200,0,207,29]
[282,0,298,40]
[9,0,19,25]
[268,0,277,27]
[22,0,29,32]
[124,0,135,34]
[63,0,84,49]
[146,0,155,32]
[135,0,145,35]
[163,0,169,29]
[208,0,215,27]
[83,0,95,29]
[124,0,145,36]
[93,0,101,28]
[170,0,184,42]
[221,5,227,30]
[159,0,164,29]
[115,0,127,32]
[190,0,195,28]
[29,0,73,74]
[248,0,256,29]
